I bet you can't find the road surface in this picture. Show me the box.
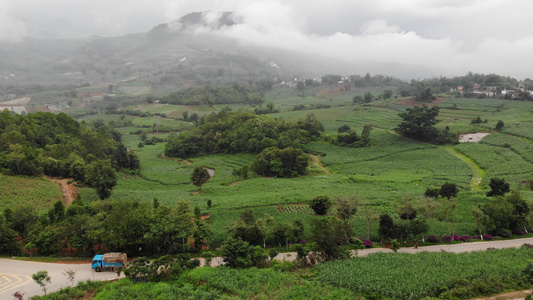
[0,259,122,299]
[1,237,532,298]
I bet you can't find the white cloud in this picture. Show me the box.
[360,19,400,36]
[1,0,533,78]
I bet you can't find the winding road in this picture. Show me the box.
[0,259,122,299]
[2,237,532,298]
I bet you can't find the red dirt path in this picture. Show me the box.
[45,176,78,206]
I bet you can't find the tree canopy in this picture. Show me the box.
[165,111,324,158]
[396,105,457,144]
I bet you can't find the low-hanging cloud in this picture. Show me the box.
[1,0,533,78]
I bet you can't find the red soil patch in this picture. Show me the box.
[395,97,446,107]
[200,214,210,220]
[316,83,351,98]
[45,176,78,206]
[229,180,242,186]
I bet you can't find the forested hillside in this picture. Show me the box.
[0,110,139,198]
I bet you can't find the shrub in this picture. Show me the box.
[498,229,512,238]
[453,235,460,241]
[472,236,481,240]
[460,235,470,242]
[427,235,440,243]
[441,235,452,243]
[309,196,332,215]
[350,238,365,250]
[483,234,493,240]
[363,239,373,248]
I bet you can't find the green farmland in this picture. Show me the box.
[74,95,533,241]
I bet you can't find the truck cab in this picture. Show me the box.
[91,254,104,271]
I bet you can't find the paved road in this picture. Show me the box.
[2,237,532,298]
[202,237,533,266]
[0,259,122,299]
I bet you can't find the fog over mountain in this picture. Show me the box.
[1,0,533,81]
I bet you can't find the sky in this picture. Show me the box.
[1,0,533,79]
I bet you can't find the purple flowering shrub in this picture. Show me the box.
[483,234,493,240]
[363,239,373,248]
[427,235,440,243]
[452,235,460,241]
[460,235,470,242]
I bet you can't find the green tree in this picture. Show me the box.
[383,89,393,99]
[410,216,429,242]
[145,201,197,254]
[359,204,379,240]
[363,92,374,103]
[85,160,118,200]
[480,191,530,235]
[360,125,372,147]
[378,213,395,242]
[220,237,252,268]
[334,195,358,221]
[32,270,51,295]
[412,82,436,102]
[47,200,65,224]
[495,120,505,130]
[252,147,308,178]
[337,124,351,133]
[439,182,458,200]
[310,196,332,216]
[0,214,18,255]
[310,216,347,261]
[486,177,510,197]
[396,105,440,142]
[191,166,210,191]
[424,187,440,198]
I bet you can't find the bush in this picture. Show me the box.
[460,235,471,242]
[427,235,440,243]
[453,234,460,241]
[441,235,452,243]
[483,234,493,240]
[309,196,332,215]
[349,237,365,250]
[498,229,512,238]
[363,239,373,248]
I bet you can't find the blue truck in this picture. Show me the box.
[92,252,127,272]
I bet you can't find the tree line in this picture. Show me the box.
[0,198,211,257]
[161,83,269,106]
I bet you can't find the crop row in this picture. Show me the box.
[0,174,63,211]
[316,247,532,299]
[276,204,315,215]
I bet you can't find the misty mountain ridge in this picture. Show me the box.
[0,11,437,88]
